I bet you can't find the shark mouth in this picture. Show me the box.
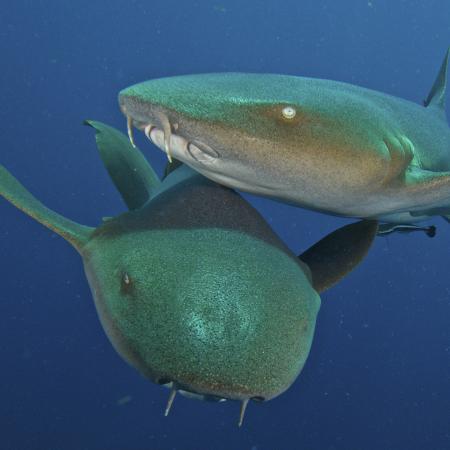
[124,114,280,195]
[125,115,220,165]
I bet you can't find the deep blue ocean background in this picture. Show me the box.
[1,1,450,449]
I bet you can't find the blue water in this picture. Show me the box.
[1,1,449,449]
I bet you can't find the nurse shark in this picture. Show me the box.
[119,48,450,226]
[0,122,376,425]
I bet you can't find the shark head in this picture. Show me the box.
[119,73,393,214]
[82,217,321,404]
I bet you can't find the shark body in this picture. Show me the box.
[119,48,450,224]
[0,121,376,424]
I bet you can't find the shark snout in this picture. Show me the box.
[119,90,221,166]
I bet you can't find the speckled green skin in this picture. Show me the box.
[0,123,321,403]
[82,169,320,401]
[119,55,450,223]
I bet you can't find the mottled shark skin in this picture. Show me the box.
[119,48,450,224]
[0,122,376,424]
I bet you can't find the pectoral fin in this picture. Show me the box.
[85,120,160,210]
[299,220,378,293]
[0,165,93,251]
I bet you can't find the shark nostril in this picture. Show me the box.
[188,142,219,164]
[144,124,154,140]
[149,128,165,148]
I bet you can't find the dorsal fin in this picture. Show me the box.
[423,47,449,112]
[0,165,93,251]
[85,120,161,211]
[299,220,378,294]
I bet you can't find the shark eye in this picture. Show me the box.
[281,106,296,119]
[121,272,133,293]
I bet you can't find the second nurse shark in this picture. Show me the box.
[120,48,450,226]
[0,122,376,426]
